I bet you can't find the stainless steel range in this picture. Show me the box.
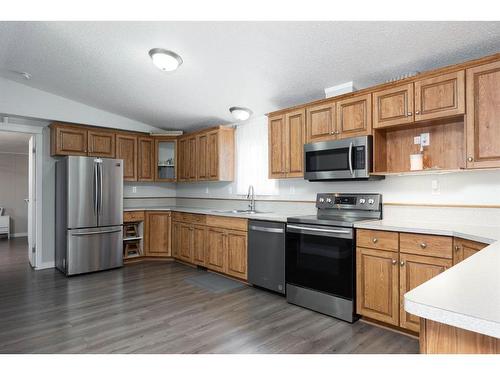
[285,193,382,322]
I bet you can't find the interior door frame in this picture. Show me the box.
[0,120,43,269]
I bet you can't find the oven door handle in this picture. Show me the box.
[348,141,354,176]
[287,224,352,238]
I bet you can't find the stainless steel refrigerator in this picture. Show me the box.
[55,156,123,276]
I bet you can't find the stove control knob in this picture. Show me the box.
[359,198,366,204]
[319,197,325,203]
[368,198,375,205]
[326,198,332,203]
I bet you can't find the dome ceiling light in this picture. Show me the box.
[148,48,183,72]
[229,106,253,121]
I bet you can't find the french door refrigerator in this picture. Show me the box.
[55,156,123,275]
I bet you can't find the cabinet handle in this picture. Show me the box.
[330,131,335,135]
[335,130,340,135]
[467,157,473,162]
[400,261,405,266]
[372,238,378,243]
[407,112,413,116]
[392,259,397,265]
[420,242,427,249]
[415,110,420,115]
[455,245,460,252]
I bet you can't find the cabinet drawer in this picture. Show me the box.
[172,211,206,224]
[400,233,452,259]
[357,229,399,251]
[123,211,145,222]
[206,215,248,231]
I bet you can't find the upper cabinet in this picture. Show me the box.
[268,109,306,179]
[305,102,336,143]
[116,133,138,181]
[373,83,414,129]
[466,60,500,169]
[177,127,235,183]
[336,93,372,138]
[87,129,115,158]
[50,123,88,156]
[137,136,155,182]
[154,137,177,182]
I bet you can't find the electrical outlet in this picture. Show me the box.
[414,136,421,145]
[205,186,209,194]
[421,133,430,146]
[132,186,137,193]
[290,185,295,194]
[431,179,440,195]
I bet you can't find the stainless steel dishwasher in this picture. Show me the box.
[248,220,286,295]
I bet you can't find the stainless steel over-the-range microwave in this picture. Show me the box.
[304,135,383,181]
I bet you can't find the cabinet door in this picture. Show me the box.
[226,230,247,280]
[336,94,372,138]
[399,253,451,332]
[178,223,193,263]
[145,211,171,256]
[116,134,137,181]
[356,247,399,326]
[207,131,219,180]
[268,114,287,178]
[177,138,187,182]
[51,125,88,156]
[285,109,306,178]
[453,237,487,265]
[88,130,116,158]
[414,71,465,122]
[206,227,225,272]
[193,225,206,266]
[137,137,155,182]
[305,102,336,143]
[196,133,209,180]
[188,136,197,181]
[373,83,414,128]
[172,221,181,259]
[466,61,500,168]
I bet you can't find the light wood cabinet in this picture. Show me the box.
[399,253,452,332]
[414,70,465,122]
[400,233,452,259]
[192,225,206,266]
[336,93,372,139]
[356,247,400,326]
[453,237,488,265]
[207,131,219,180]
[226,230,248,279]
[137,136,155,182]
[154,137,177,182]
[305,102,336,143]
[466,60,500,168]
[188,136,197,181]
[268,109,306,179]
[373,83,414,129]
[206,227,226,273]
[116,133,137,181]
[50,123,88,156]
[88,130,115,158]
[178,222,193,263]
[357,229,399,251]
[172,221,181,259]
[196,133,209,180]
[144,211,171,257]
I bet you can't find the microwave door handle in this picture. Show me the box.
[348,142,354,176]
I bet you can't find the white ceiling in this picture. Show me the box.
[0,21,499,131]
[0,131,31,154]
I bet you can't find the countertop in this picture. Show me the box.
[354,220,500,338]
[124,206,290,222]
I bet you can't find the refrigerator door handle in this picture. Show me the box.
[93,161,98,215]
[98,161,103,216]
[71,228,122,236]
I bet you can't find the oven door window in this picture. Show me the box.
[305,147,350,172]
[286,230,353,299]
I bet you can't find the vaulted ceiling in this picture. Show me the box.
[0,21,499,131]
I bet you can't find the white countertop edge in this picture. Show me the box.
[405,298,500,339]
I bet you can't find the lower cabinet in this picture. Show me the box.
[356,247,400,326]
[226,230,248,280]
[193,225,207,266]
[206,227,226,272]
[178,222,193,263]
[399,253,452,332]
[453,237,488,265]
[144,211,171,256]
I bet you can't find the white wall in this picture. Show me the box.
[123,182,176,198]
[0,77,162,133]
[176,116,500,206]
[0,153,28,235]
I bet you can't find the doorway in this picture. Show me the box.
[0,129,38,268]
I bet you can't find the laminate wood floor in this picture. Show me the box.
[0,238,419,354]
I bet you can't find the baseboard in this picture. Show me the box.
[11,232,28,238]
[35,261,55,270]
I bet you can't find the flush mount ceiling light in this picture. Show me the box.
[148,48,183,72]
[229,106,253,121]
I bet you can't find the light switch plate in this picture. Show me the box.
[132,186,137,193]
[414,136,421,145]
[421,133,430,146]
[431,179,440,195]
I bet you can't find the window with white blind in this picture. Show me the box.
[235,116,279,196]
